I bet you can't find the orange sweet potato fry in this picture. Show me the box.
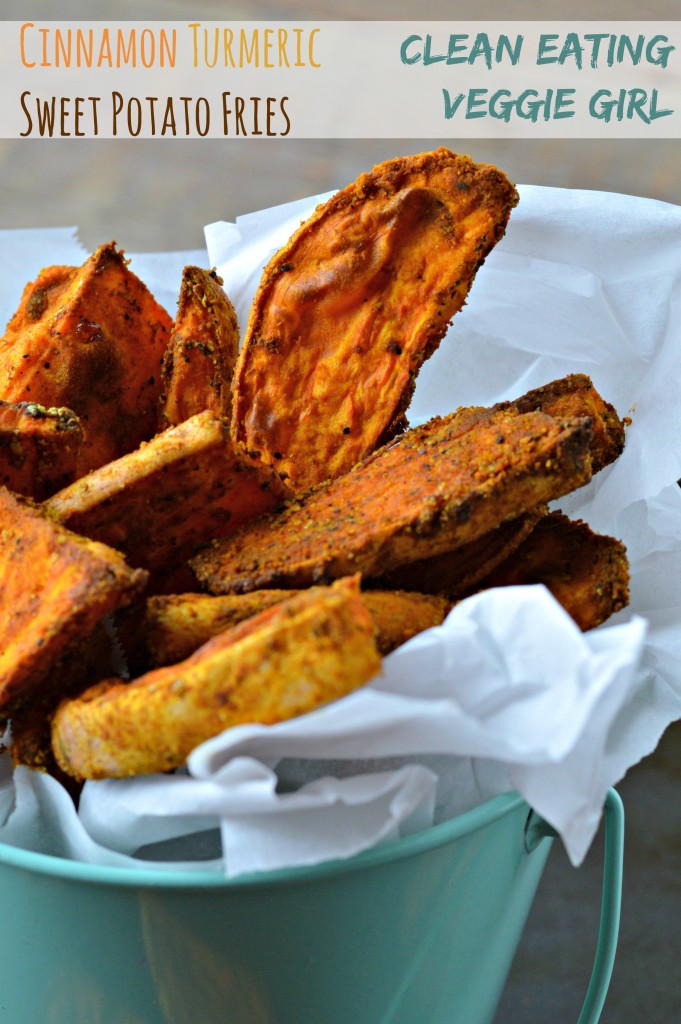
[367,508,545,599]
[0,400,83,500]
[0,487,147,717]
[0,243,172,474]
[362,590,451,655]
[192,407,593,595]
[145,587,450,666]
[475,510,630,630]
[44,410,292,575]
[500,373,625,474]
[231,149,519,491]
[145,588,297,665]
[51,577,381,780]
[9,621,122,778]
[159,266,239,430]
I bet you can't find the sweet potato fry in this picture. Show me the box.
[145,589,296,665]
[192,407,593,595]
[0,243,172,474]
[231,149,519,491]
[145,587,450,666]
[362,590,451,655]
[9,621,121,779]
[0,400,83,500]
[500,373,625,474]
[51,577,381,780]
[0,487,147,717]
[159,267,239,430]
[428,374,623,479]
[475,510,630,630]
[44,410,292,575]
[367,508,545,599]
[424,374,623,480]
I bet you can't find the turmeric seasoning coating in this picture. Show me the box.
[145,587,451,666]
[475,510,630,631]
[231,149,519,492]
[0,400,83,500]
[0,243,172,475]
[9,621,121,780]
[362,374,623,602]
[367,508,545,599]
[191,407,594,595]
[44,410,292,575]
[361,590,451,655]
[51,578,382,780]
[158,267,239,430]
[0,487,147,717]
[145,588,298,666]
[499,373,625,474]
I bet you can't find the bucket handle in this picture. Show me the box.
[525,788,624,1024]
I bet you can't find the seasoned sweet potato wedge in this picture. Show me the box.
[159,267,239,430]
[145,587,450,666]
[0,243,172,474]
[431,374,623,480]
[475,510,630,630]
[427,374,623,481]
[500,373,625,474]
[0,400,83,500]
[0,487,147,717]
[367,508,545,599]
[44,410,292,575]
[362,590,451,655]
[52,577,381,780]
[9,621,122,778]
[232,149,519,492]
[192,407,593,595]
[145,588,296,666]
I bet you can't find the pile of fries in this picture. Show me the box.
[0,149,629,785]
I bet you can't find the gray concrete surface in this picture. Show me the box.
[1,1,680,1021]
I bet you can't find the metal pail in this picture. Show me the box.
[0,789,623,1024]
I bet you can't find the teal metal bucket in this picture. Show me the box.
[0,789,623,1024]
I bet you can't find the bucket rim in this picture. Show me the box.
[0,789,529,890]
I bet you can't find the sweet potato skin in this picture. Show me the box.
[0,243,172,474]
[44,410,293,574]
[192,407,594,595]
[52,578,381,780]
[0,400,83,500]
[0,487,147,716]
[159,267,239,430]
[231,149,519,492]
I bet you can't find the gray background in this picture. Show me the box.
[1,1,680,1022]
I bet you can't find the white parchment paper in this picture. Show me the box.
[1,183,680,875]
